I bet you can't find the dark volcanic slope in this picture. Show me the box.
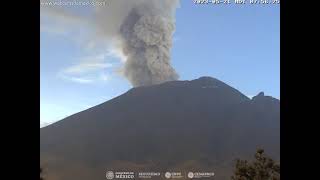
[40,77,280,180]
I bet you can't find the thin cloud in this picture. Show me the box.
[64,62,113,74]
[59,73,111,84]
[59,53,113,84]
[65,76,95,84]
[58,71,111,85]
[41,4,125,85]
[62,53,115,74]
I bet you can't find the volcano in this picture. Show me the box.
[40,77,280,180]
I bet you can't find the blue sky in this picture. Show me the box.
[40,1,280,127]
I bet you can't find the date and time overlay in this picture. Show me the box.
[193,0,280,5]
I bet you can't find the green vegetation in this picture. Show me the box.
[231,149,280,180]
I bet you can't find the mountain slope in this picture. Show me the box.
[40,77,280,180]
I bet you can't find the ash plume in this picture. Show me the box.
[119,6,178,86]
[94,0,180,87]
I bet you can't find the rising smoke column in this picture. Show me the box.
[94,0,180,87]
[118,2,179,87]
